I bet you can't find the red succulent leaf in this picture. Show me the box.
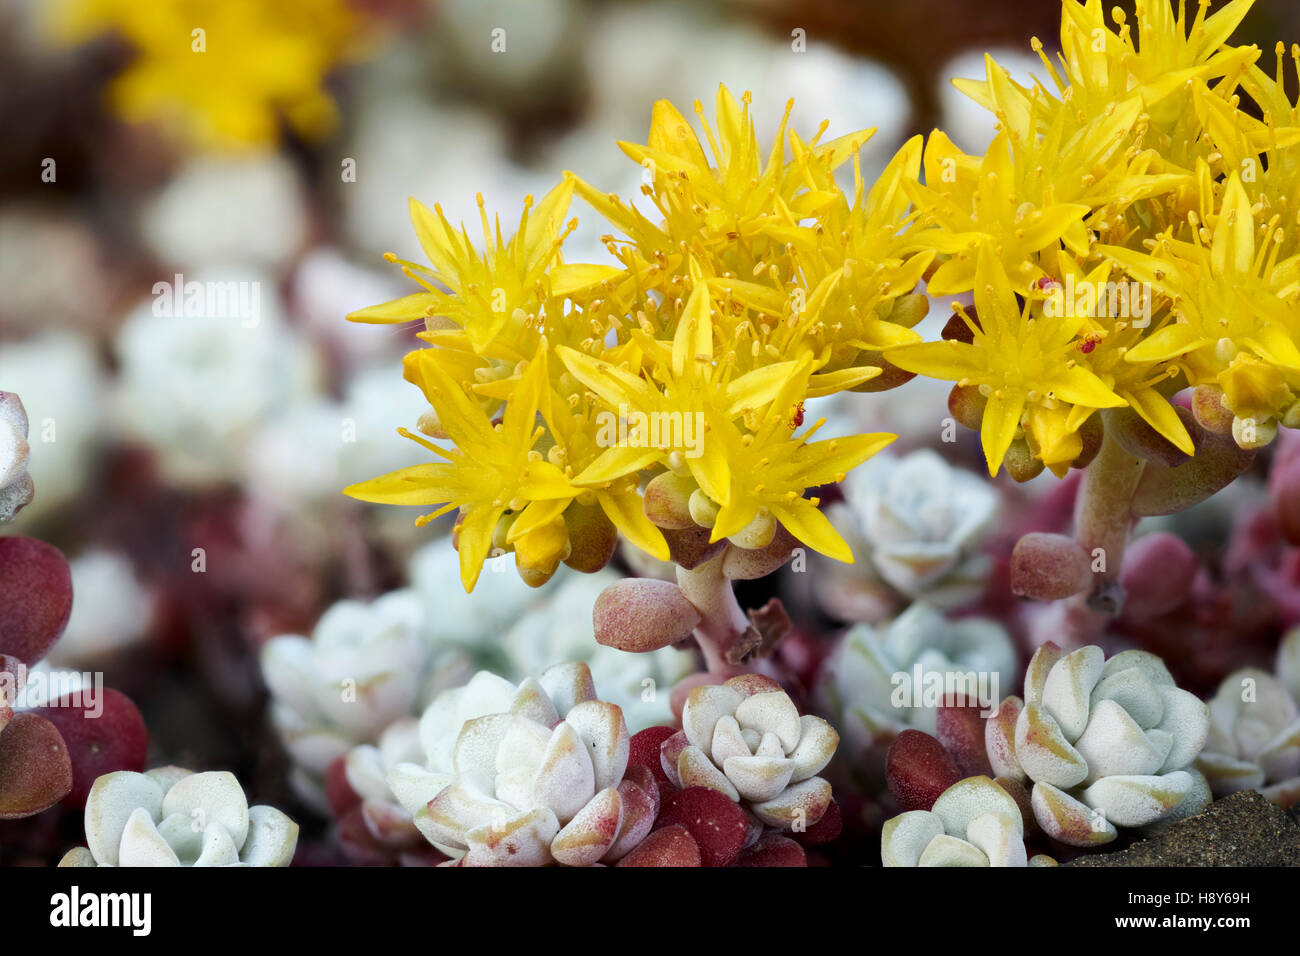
[885,729,961,812]
[0,712,73,818]
[32,688,148,807]
[791,797,842,847]
[935,702,994,778]
[656,786,749,867]
[732,834,807,867]
[616,824,702,867]
[0,537,73,665]
[628,726,678,786]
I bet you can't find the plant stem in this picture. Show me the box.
[1073,414,1146,613]
[675,551,755,672]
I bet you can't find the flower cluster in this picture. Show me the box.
[47,0,371,150]
[343,86,933,593]
[887,0,1300,477]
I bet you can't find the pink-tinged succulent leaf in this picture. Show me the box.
[1010,533,1091,601]
[628,726,677,786]
[721,673,785,699]
[1119,533,1198,621]
[668,668,748,720]
[593,579,701,653]
[336,805,398,866]
[657,786,749,867]
[1031,781,1117,846]
[662,525,728,570]
[1109,405,1199,468]
[1014,702,1089,789]
[0,537,73,664]
[603,767,659,861]
[658,730,690,788]
[551,787,623,867]
[936,703,993,777]
[1131,431,1255,517]
[33,688,148,807]
[986,696,1025,782]
[615,823,701,866]
[732,833,807,867]
[721,527,799,581]
[678,744,740,800]
[749,776,832,829]
[885,729,961,812]
[0,712,74,818]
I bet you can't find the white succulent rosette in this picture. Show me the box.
[669,676,839,829]
[59,768,298,868]
[823,449,998,612]
[407,535,556,655]
[341,717,427,851]
[502,569,694,732]
[262,589,462,810]
[822,603,1016,752]
[986,644,1212,847]
[882,776,1050,867]
[1196,629,1300,807]
[0,391,32,522]
[387,662,658,866]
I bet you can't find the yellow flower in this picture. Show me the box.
[49,0,368,150]
[343,343,577,592]
[887,243,1126,475]
[1103,172,1300,428]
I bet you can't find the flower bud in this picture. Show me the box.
[1010,532,1092,600]
[947,384,987,431]
[643,471,696,529]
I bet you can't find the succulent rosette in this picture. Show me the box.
[1196,629,1300,807]
[821,603,1016,751]
[882,775,1049,867]
[386,662,659,866]
[662,675,840,831]
[818,450,999,617]
[60,768,299,867]
[986,643,1212,847]
[261,589,465,810]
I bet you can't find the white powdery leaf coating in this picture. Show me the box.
[881,810,945,867]
[1031,782,1117,847]
[930,776,1024,840]
[402,662,635,864]
[1197,661,1300,797]
[0,391,31,522]
[966,811,1028,867]
[711,715,751,766]
[1090,667,1165,730]
[682,684,745,751]
[1153,686,1211,773]
[1041,646,1105,741]
[846,450,999,598]
[1100,650,1175,689]
[734,692,802,753]
[749,777,832,829]
[1073,699,1169,783]
[263,590,430,781]
[789,715,839,782]
[917,834,989,867]
[1014,702,1090,789]
[76,769,297,868]
[986,696,1025,782]
[679,745,741,801]
[1081,772,1196,828]
[723,755,795,802]
[1024,643,1063,707]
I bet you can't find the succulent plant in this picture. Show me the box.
[820,603,1016,755]
[261,589,468,810]
[660,675,839,832]
[59,768,299,867]
[0,391,33,522]
[820,450,999,614]
[332,717,435,865]
[881,775,1047,866]
[501,569,694,731]
[384,662,660,866]
[0,536,74,819]
[1196,629,1300,807]
[986,643,1212,847]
